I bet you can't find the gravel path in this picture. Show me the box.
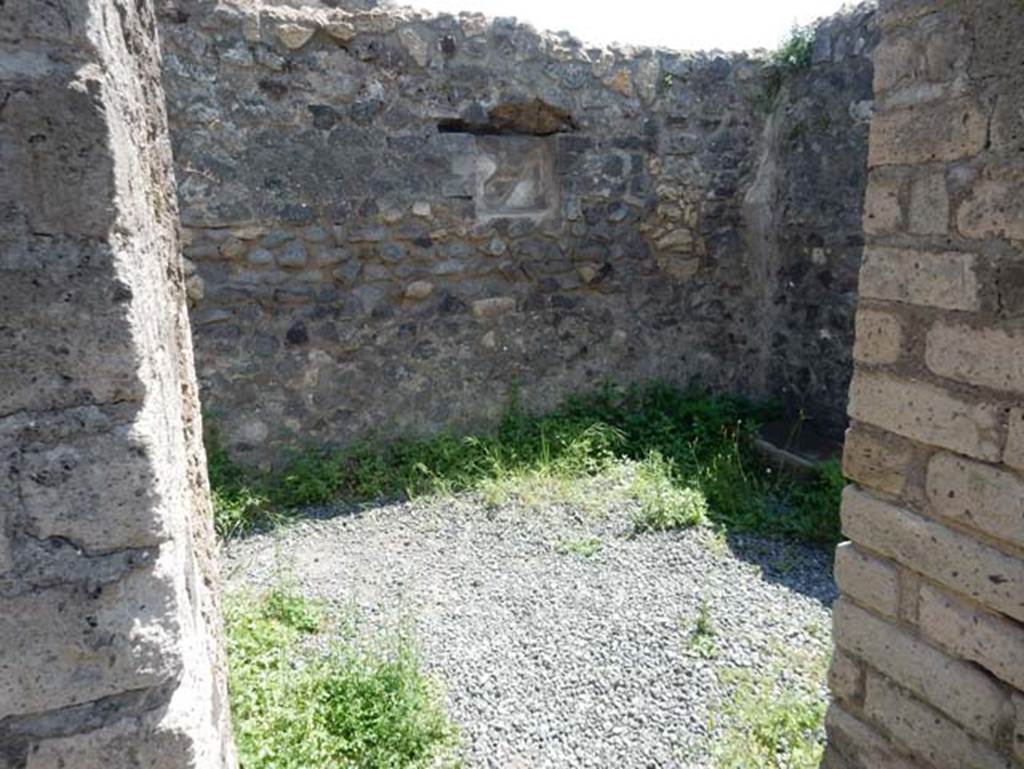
[223,493,837,768]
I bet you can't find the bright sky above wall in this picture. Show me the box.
[410,0,849,52]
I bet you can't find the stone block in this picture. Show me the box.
[907,171,949,235]
[872,33,915,94]
[990,85,1024,154]
[824,704,921,769]
[828,648,864,704]
[876,0,961,31]
[956,157,1024,242]
[868,98,987,166]
[0,413,171,552]
[834,543,900,618]
[970,2,1024,80]
[834,599,1009,741]
[218,237,247,260]
[847,371,1002,461]
[841,487,1024,623]
[862,168,904,235]
[926,322,1024,394]
[864,672,1013,769]
[0,562,180,719]
[926,451,1024,549]
[852,309,904,365]
[0,269,145,416]
[842,424,912,496]
[25,704,229,769]
[859,247,978,311]
[1004,408,1024,473]
[873,15,968,98]
[918,583,1024,691]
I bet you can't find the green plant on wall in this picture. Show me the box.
[759,23,816,111]
[771,23,815,74]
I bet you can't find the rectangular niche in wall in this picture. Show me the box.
[472,136,557,222]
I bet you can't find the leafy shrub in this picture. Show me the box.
[771,23,815,74]
[225,588,460,769]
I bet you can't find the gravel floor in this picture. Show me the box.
[223,492,837,768]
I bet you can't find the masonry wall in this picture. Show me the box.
[0,1,235,766]
[825,1,1024,767]
[157,0,875,465]
[746,13,877,437]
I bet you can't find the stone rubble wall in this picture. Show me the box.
[0,0,235,766]
[157,0,876,465]
[746,12,878,436]
[825,1,1024,767]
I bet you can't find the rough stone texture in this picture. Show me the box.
[156,0,877,465]
[745,10,877,437]
[0,0,235,766]
[832,543,899,618]
[826,1,1024,766]
[842,423,912,495]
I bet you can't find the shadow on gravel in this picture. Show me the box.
[721,532,838,607]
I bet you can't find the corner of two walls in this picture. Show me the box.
[158,0,878,465]
[747,4,878,437]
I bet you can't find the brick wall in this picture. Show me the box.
[825,1,1024,767]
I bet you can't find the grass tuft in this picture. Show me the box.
[712,648,829,769]
[225,587,460,769]
[554,536,604,558]
[631,451,708,532]
[207,382,844,545]
[686,596,719,660]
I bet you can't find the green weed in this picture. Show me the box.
[712,648,829,769]
[208,382,844,546]
[225,588,461,769]
[686,597,719,660]
[631,451,708,532]
[771,23,815,74]
[758,23,816,111]
[554,537,604,558]
[204,421,275,537]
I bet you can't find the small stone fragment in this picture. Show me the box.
[399,28,430,67]
[185,275,205,303]
[405,281,435,300]
[578,263,600,284]
[247,248,274,266]
[472,297,516,318]
[278,240,308,268]
[276,24,316,50]
[219,237,247,260]
[325,21,356,41]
